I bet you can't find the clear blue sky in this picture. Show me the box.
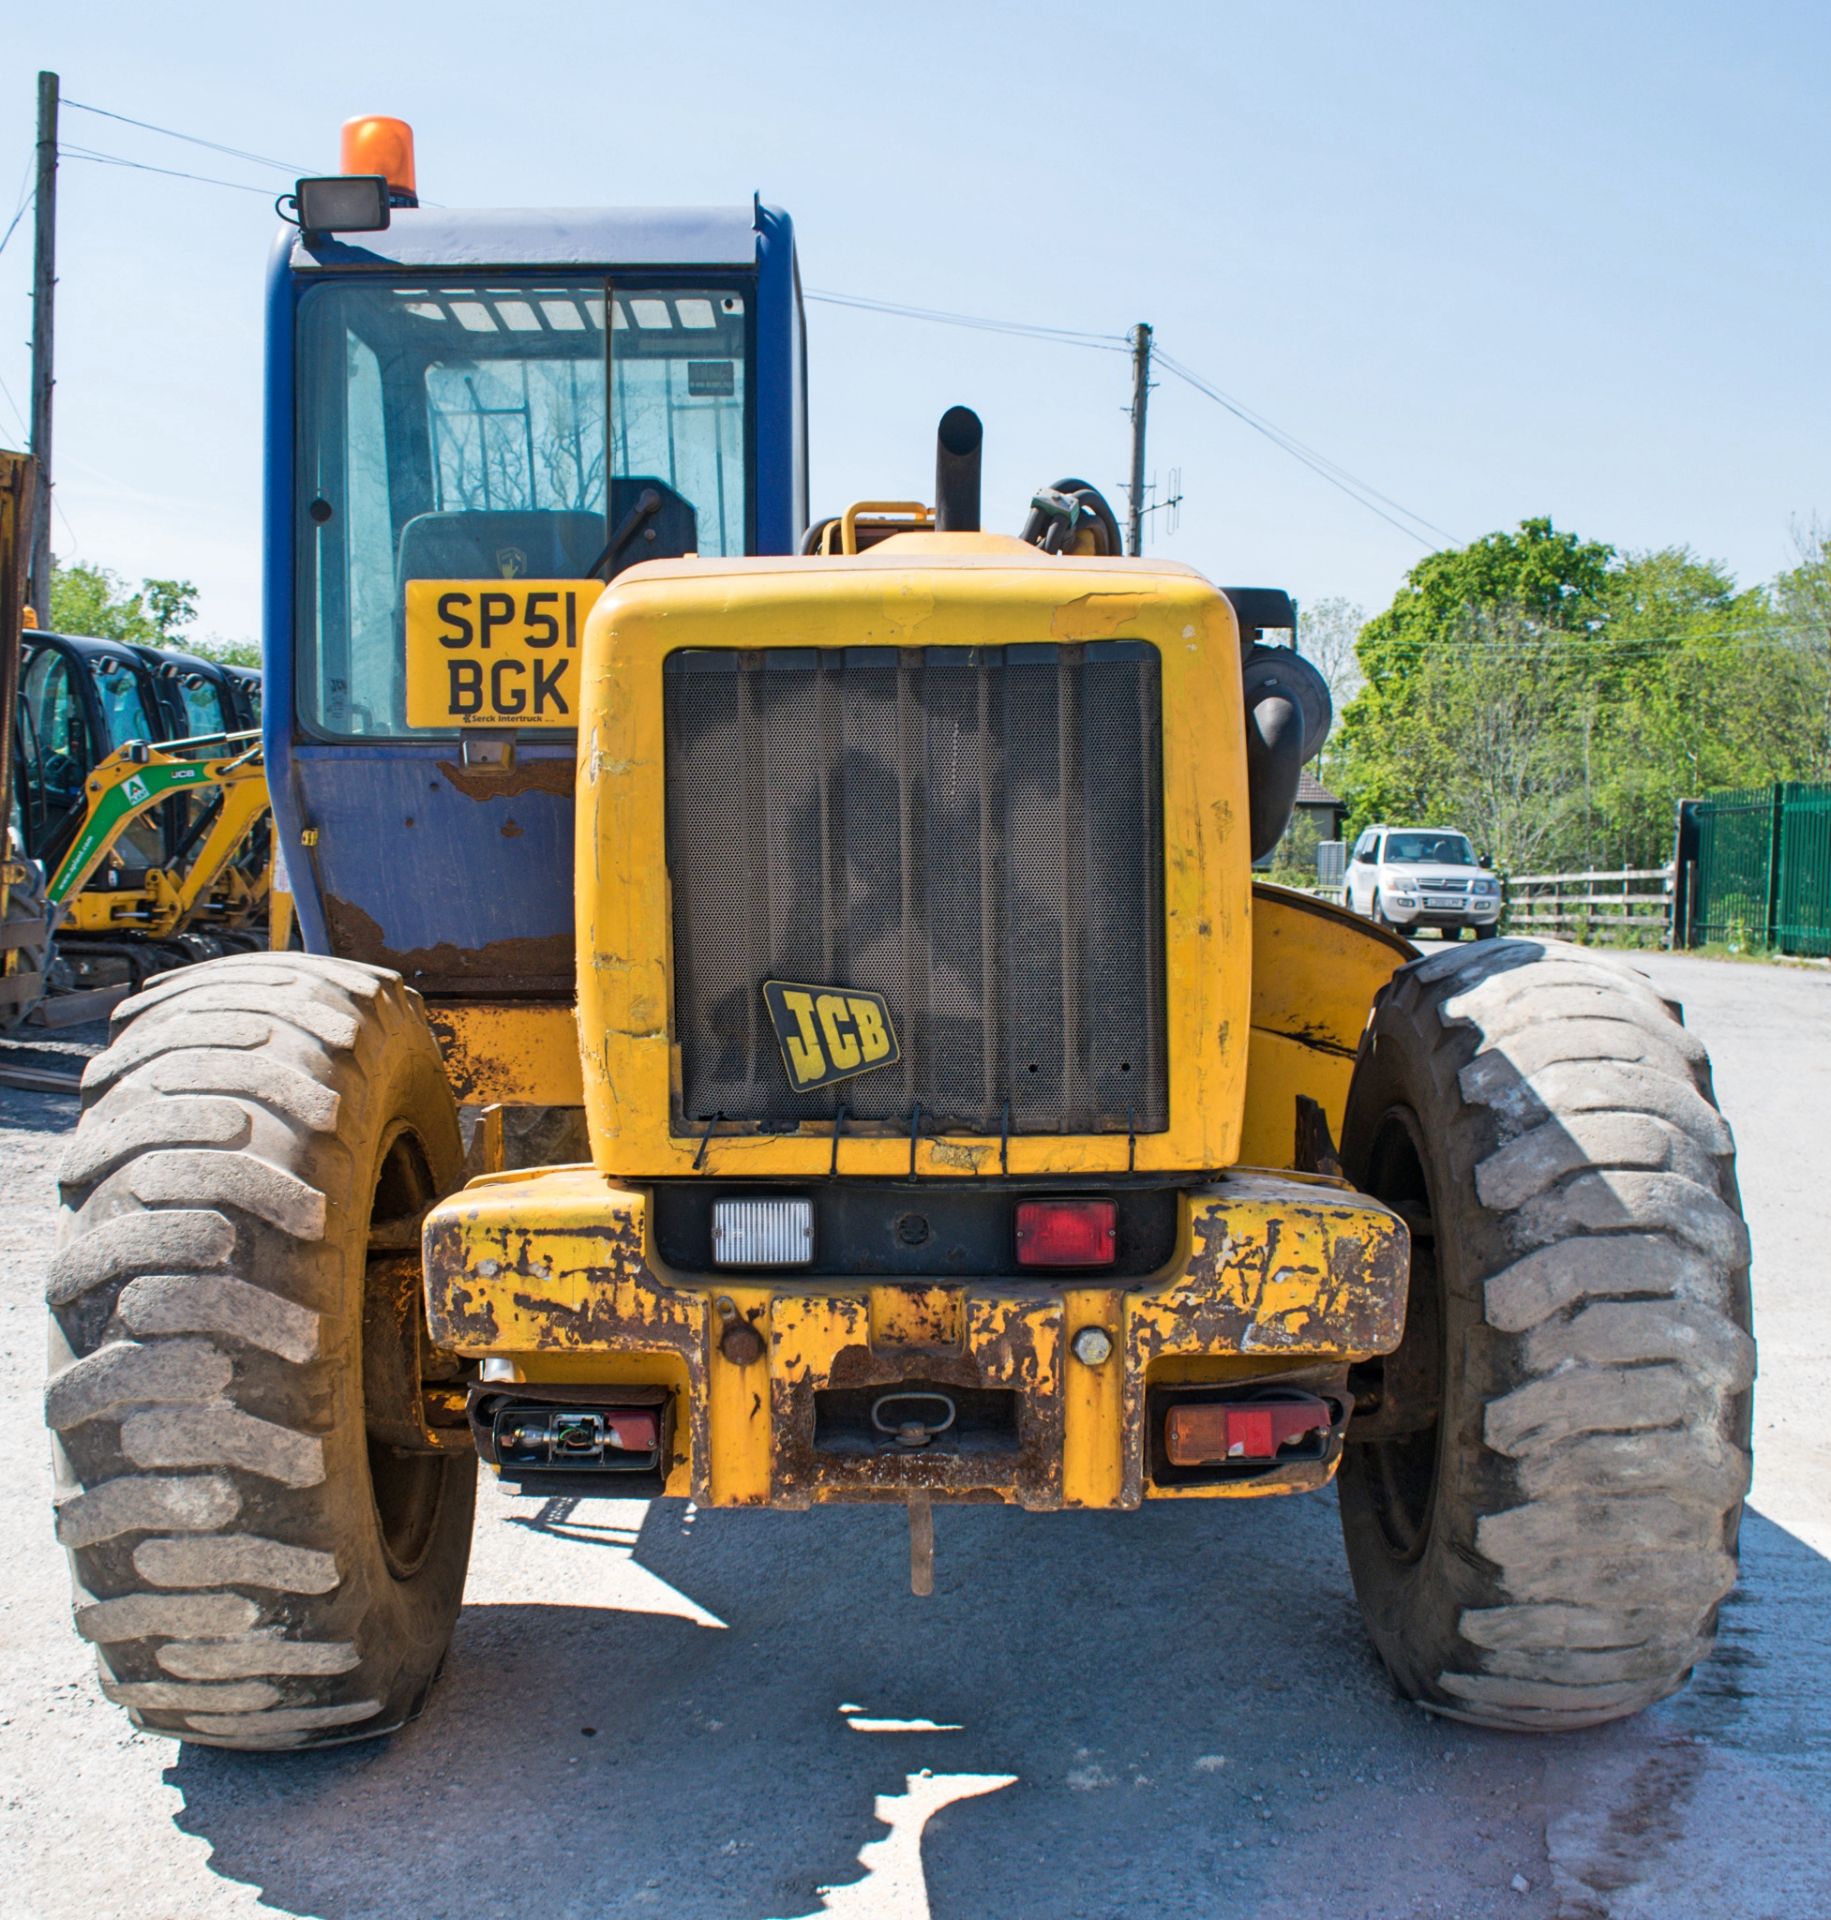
[3,0,1826,644]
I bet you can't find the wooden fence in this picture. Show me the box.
[1502,867,1673,944]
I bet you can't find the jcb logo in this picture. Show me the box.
[762,981,900,1091]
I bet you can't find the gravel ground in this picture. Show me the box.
[0,954,1825,1920]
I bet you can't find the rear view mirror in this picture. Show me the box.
[1479,853,1493,869]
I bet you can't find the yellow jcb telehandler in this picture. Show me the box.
[46,134,1751,1751]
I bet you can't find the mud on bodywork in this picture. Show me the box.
[422,1165,1408,1509]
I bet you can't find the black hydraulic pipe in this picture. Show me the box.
[934,406,983,532]
[1245,690,1307,862]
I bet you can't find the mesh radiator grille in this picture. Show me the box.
[662,642,1166,1134]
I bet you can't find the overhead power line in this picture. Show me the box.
[810,288,1456,552]
[63,99,311,177]
[0,144,32,261]
[61,144,277,196]
[0,189,29,261]
[1154,347,1459,551]
[1372,622,1828,651]
[805,288,1128,351]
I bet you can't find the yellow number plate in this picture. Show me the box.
[403,580,604,729]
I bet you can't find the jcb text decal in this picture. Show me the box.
[762,981,901,1091]
[403,579,604,728]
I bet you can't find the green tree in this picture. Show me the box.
[44,560,257,668]
[1298,595,1367,714]
[1772,520,1831,778]
[142,578,200,643]
[1336,517,1614,842]
[1590,548,1783,863]
[1337,516,1830,885]
[47,561,163,644]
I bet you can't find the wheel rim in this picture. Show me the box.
[1354,1106,1445,1564]
[364,1125,449,1581]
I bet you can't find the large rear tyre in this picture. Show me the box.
[47,953,475,1749]
[1337,938,1753,1730]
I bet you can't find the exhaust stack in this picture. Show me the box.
[934,406,983,532]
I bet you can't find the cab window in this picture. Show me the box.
[89,658,160,749]
[297,278,753,738]
[20,649,92,847]
[175,673,226,739]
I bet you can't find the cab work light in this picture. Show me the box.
[712,1198,813,1267]
[292,174,391,235]
[1015,1199,1117,1268]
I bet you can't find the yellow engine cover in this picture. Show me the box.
[574,533,1253,1180]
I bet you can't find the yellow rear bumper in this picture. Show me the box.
[422,1168,1407,1510]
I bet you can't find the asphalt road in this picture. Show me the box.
[1,953,1826,1920]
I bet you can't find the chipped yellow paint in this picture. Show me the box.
[575,535,1251,1178]
[1238,885,1413,1168]
[707,1282,772,1505]
[1061,1286,1125,1507]
[421,1164,1406,1509]
[926,1140,990,1172]
[426,1001,584,1107]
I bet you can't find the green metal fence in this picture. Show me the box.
[1682,781,1831,957]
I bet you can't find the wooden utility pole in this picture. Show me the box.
[28,71,58,617]
[1126,321,1152,557]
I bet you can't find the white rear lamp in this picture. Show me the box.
[712,1198,813,1267]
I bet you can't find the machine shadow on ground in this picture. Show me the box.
[161,1490,1830,1920]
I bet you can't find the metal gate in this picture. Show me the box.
[1679,781,1831,957]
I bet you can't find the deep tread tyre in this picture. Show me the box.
[47,953,476,1750]
[1337,937,1753,1731]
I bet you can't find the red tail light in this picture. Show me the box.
[1163,1396,1334,1465]
[1015,1199,1117,1268]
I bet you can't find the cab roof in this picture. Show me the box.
[292,204,764,274]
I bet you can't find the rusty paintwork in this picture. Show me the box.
[435,754,577,803]
[1114,1171,1408,1503]
[322,892,574,995]
[426,1001,585,1107]
[424,1177,714,1496]
[765,1291,1064,1510]
[421,1164,1407,1510]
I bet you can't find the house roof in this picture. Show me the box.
[1295,769,1345,809]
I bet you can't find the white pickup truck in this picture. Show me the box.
[1342,824,1502,938]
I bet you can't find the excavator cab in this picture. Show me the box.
[17,632,170,876]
